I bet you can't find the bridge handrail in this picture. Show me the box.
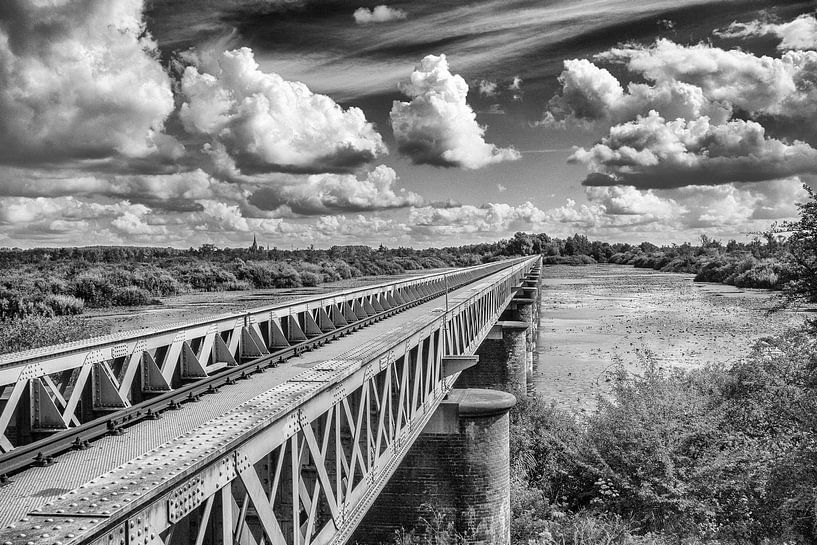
[0,258,526,372]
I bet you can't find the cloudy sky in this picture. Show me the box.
[0,0,815,248]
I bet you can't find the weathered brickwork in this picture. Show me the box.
[352,390,514,545]
[456,328,527,395]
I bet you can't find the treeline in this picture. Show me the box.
[507,230,794,291]
[0,231,795,322]
[0,243,512,321]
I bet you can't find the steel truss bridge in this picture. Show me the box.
[0,256,539,545]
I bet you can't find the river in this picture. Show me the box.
[533,264,806,413]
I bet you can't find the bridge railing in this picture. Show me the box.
[0,256,539,545]
[0,258,528,466]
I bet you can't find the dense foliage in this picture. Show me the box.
[509,327,817,544]
[0,244,498,321]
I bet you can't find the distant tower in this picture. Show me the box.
[250,234,259,252]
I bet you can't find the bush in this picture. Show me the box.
[299,270,322,287]
[542,255,597,266]
[505,327,817,543]
[71,271,116,307]
[112,286,155,306]
[44,294,84,315]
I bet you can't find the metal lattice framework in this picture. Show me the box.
[0,256,539,545]
[0,259,522,474]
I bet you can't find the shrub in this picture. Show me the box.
[299,270,322,287]
[112,286,155,306]
[240,262,303,288]
[44,294,84,315]
[71,271,116,307]
[505,327,817,544]
[542,255,597,265]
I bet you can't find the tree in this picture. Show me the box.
[507,232,535,256]
[782,185,817,304]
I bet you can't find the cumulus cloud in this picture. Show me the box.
[353,5,407,24]
[0,196,168,238]
[111,205,167,236]
[585,178,807,229]
[0,0,178,165]
[585,185,678,217]
[248,165,423,215]
[390,54,520,169]
[716,13,817,51]
[315,214,407,239]
[546,58,731,126]
[409,202,547,235]
[0,167,244,213]
[477,80,498,97]
[548,36,817,135]
[599,39,817,121]
[570,111,817,189]
[180,47,386,174]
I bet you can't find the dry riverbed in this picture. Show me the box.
[534,264,807,413]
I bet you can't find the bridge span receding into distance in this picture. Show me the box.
[0,256,542,545]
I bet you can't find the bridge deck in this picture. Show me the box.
[0,278,472,528]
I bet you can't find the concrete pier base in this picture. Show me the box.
[455,322,528,394]
[351,388,517,545]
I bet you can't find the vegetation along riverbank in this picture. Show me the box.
[386,188,817,543]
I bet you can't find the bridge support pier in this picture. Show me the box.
[455,321,528,394]
[352,388,516,545]
[512,295,538,380]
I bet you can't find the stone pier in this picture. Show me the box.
[455,269,540,396]
[455,321,528,394]
[352,388,517,545]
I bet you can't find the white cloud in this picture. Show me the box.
[315,214,407,239]
[599,39,817,120]
[570,111,817,188]
[587,179,807,230]
[546,58,731,126]
[716,14,817,51]
[180,47,387,174]
[248,165,423,215]
[0,196,169,239]
[111,205,167,236]
[390,54,521,169]
[409,202,547,235]
[585,185,678,217]
[353,5,407,24]
[0,0,178,165]
[477,80,499,97]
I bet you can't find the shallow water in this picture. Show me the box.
[533,264,805,412]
